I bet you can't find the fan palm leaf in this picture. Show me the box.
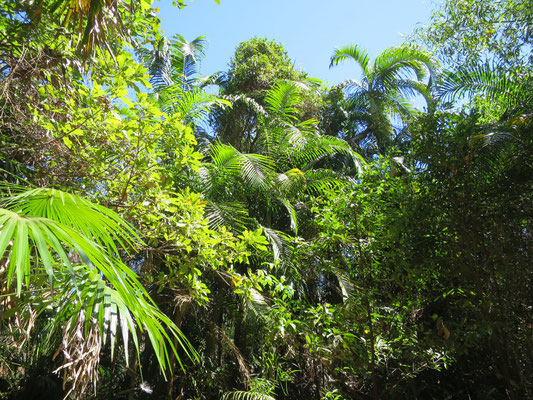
[0,187,195,379]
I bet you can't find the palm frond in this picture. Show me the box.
[0,188,195,377]
[157,85,231,123]
[278,197,298,234]
[221,391,275,400]
[261,226,292,262]
[50,267,179,369]
[383,92,418,121]
[227,94,269,118]
[344,89,372,116]
[169,34,208,86]
[196,71,226,88]
[137,37,173,88]
[437,63,529,107]
[343,78,368,95]
[303,169,347,195]
[270,119,317,155]
[470,124,516,148]
[204,201,250,232]
[1,188,139,256]
[395,79,434,109]
[373,45,435,84]
[138,34,208,90]
[330,44,370,72]
[209,143,275,189]
[331,267,358,302]
[265,81,302,121]
[293,135,365,174]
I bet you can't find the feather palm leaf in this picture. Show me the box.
[437,62,532,108]
[209,142,276,190]
[330,43,437,154]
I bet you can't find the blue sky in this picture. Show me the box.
[154,0,435,86]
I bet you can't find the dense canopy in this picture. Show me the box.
[0,0,532,399]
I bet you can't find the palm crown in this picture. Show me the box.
[330,44,436,154]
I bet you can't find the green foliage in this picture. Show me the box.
[1,0,162,60]
[0,187,194,396]
[403,104,533,398]
[222,378,276,400]
[225,38,304,97]
[1,0,533,398]
[214,38,309,151]
[417,0,533,67]
[138,34,209,88]
[436,62,533,124]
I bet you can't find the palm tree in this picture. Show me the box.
[330,44,436,154]
[137,34,210,90]
[198,81,363,238]
[137,34,229,136]
[435,62,533,175]
[437,62,532,113]
[0,186,195,396]
[177,82,364,395]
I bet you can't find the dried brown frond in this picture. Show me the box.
[53,310,102,397]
